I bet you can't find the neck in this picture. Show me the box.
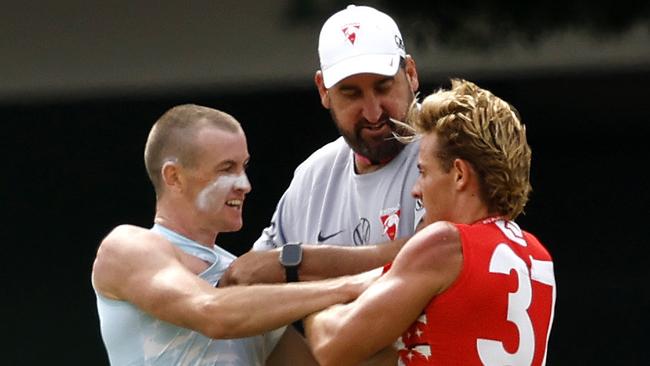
[449,196,492,225]
[155,200,218,247]
[354,153,393,174]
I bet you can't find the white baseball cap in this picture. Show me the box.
[318,5,406,88]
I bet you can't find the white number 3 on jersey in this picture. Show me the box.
[476,230,556,365]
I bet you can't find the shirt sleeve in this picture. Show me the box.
[252,211,284,251]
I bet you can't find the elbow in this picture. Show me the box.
[198,313,240,340]
[310,329,353,366]
[193,295,242,340]
[312,341,358,366]
[307,308,360,366]
[311,343,339,366]
[196,290,285,339]
[200,320,228,340]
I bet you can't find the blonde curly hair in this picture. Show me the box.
[402,79,532,219]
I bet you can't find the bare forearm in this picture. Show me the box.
[304,273,423,366]
[221,238,407,286]
[304,304,364,366]
[299,239,406,281]
[199,276,363,339]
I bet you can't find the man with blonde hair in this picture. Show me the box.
[91,104,375,365]
[306,80,556,366]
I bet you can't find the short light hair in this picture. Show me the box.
[144,104,242,197]
[406,79,532,219]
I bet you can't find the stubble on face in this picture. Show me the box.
[330,110,400,162]
[329,73,416,164]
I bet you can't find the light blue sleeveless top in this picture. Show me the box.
[95,224,284,365]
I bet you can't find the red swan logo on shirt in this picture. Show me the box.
[380,208,400,240]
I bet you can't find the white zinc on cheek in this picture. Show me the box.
[232,173,251,191]
[195,173,250,212]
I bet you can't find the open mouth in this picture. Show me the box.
[366,122,386,130]
[363,121,393,133]
[225,199,243,208]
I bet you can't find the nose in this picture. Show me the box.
[411,181,421,200]
[361,93,383,124]
[233,173,252,194]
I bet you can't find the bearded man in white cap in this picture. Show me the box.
[223,4,423,290]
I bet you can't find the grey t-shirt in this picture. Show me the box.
[253,137,423,250]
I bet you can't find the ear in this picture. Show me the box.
[404,55,419,93]
[452,158,473,191]
[161,160,183,193]
[314,71,331,109]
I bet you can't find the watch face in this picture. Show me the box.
[281,243,302,266]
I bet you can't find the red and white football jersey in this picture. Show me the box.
[396,218,556,366]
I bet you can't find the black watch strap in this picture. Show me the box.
[279,242,305,334]
[285,265,299,283]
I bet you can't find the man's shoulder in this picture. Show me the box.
[102,224,150,246]
[108,224,149,237]
[302,137,348,163]
[98,224,167,258]
[415,221,459,243]
[403,222,461,260]
[93,225,156,298]
[294,137,349,175]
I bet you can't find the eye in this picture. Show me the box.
[376,78,394,94]
[216,161,238,174]
[338,87,361,99]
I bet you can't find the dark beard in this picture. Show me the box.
[331,111,406,164]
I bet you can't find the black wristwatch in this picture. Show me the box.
[279,242,302,282]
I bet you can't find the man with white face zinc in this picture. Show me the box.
[91,104,376,365]
[222,5,424,290]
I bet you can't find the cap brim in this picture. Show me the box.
[322,54,401,88]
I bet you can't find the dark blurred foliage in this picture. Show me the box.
[286,0,650,49]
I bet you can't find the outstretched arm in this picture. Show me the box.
[220,238,408,285]
[92,225,375,339]
[303,222,462,366]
